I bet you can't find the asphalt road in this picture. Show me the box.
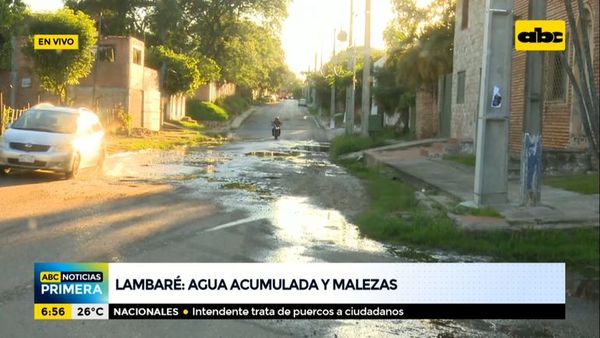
[0,100,597,337]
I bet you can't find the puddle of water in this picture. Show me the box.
[266,196,386,262]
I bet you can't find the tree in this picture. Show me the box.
[146,45,220,96]
[372,0,454,133]
[0,0,26,70]
[64,0,150,38]
[307,47,384,115]
[559,0,599,160]
[146,0,289,88]
[23,9,97,104]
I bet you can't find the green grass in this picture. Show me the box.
[330,135,387,159]
[336,158,599,275]
[174,120,205,132]
[544,173,599,194]
[215,95,250,116]
[106,130,221,154]
[186,100,229,121]
[444,154,476,167]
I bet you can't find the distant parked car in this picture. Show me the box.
[298,98,307,106]
[0,104,105,179]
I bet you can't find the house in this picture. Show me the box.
[0,36,162,131]
[451,0,599,169]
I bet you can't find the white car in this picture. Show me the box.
[298,98,307,106]
[0,104,105,179]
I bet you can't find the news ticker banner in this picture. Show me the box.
[34,262,565,320]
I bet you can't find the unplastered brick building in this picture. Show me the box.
[0,36,162,131]
[451,0,599,171]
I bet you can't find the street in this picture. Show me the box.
[0,100,597,337]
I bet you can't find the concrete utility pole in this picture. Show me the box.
[345,0,356,135]
[360,0,371,137]
[330,28,337,124]
[9,35,18,108]
[520,0,545,206]
[473,0,513,206]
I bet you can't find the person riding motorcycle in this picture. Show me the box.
[272,117,282,138]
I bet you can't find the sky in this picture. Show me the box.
[23,0,401,77]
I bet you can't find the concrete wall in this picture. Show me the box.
[164,94,186,121]
[193,82,236,102]
[450,0,485,141]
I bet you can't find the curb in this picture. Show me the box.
[229,106,257,130]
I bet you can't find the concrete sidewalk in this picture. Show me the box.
[366,145,599,228]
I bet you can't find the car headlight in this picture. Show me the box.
[53,143,74,152]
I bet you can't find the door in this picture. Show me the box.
[439,73,452,138]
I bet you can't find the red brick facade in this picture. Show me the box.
[510,0,600,154]
[415,84,439,138]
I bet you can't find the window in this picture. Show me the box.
[544,52,566,102]
[97,45,115,62]
[133,48,142,65]
[461,0,469,29]
[456,71,466,103]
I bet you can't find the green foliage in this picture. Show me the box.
[186,100,229,122]
[23,9,97,104]
[145,0,289,92]
[146,45,219,96]
[544,173,599,194]
[305,47,384,114]
[64,0,149,37]
[214,95,250,117]
[116,104,132,136]
[330,135,387,159]
[0,0,26,70]
[390,21,454,89]
[384,0,455,89]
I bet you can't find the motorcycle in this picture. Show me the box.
[272,125,281,140]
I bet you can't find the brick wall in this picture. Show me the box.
[510,0,600,154]
[415,84,439,138]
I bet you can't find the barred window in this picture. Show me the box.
[544,52,567,102]
[97,45,115,62]
[456,71,466,103]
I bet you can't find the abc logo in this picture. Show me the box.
[40,271,61,283]
[515,20,566,51]
[518,27,563,43]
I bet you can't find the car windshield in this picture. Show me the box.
[10,109,78,134]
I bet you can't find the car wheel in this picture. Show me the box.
[0,166,10,176]
[65,153,80,179]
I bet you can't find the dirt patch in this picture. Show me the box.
[0,177,171,221]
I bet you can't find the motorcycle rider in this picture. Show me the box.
[272,116,282,137]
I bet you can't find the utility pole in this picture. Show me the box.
[92,13,102,111]
[9,35,18,108]
[473,0,513,206]
[520,0,545,206]
[360,0,371,137]
[345,0,356,135]
[330,28,336,125]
